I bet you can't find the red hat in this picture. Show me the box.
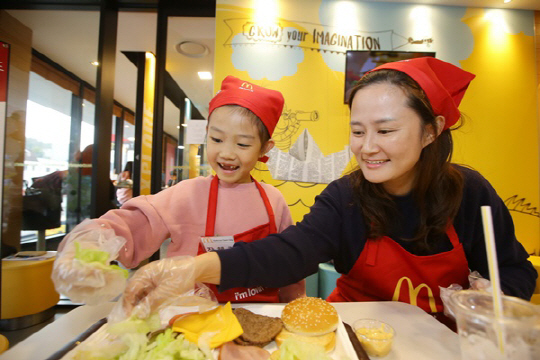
[208,76,285,136]
[370,57,475,130]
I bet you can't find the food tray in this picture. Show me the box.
[238,304,360,359]
[50,304,365,360]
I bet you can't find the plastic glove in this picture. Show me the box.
[51,219,128,305]
[439,283,463,320]
[115,256,196,321]
[468,271,492,292]
[439,271,494,321]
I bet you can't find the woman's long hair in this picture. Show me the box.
[348,69,464,253]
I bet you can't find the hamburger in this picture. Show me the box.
[276,297,339,353]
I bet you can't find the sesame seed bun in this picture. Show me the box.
[281,297,339,336]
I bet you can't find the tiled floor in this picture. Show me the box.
[0,305,78,350]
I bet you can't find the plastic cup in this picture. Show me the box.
[353,318,395,357]
[449,290,540,360]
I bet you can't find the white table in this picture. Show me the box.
[0,301,461,360]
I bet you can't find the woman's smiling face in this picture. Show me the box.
[349,83,435,196]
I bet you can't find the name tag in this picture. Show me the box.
[200,235,235,252]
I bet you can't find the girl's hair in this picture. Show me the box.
[348,69,464,253]
[123,161,133,175]
[209,105,271,145]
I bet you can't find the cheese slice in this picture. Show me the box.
[172,302,243,349]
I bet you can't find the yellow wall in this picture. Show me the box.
[214,2,539,255]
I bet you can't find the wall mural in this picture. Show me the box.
[215,0,538,254]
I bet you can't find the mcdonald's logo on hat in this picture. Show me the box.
[240,82,254,92]
[392,276,438,313]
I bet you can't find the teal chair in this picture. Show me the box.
[318,262,340,299]
[305,271,319,297]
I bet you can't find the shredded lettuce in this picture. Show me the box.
[73,315,207,360]
[108,314,161,336]
[74,242,129,278]
[278,338,333,360]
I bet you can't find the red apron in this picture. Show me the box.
[198,175,280,303]
[327,224,469,314]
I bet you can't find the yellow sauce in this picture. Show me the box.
[355,326,393,357]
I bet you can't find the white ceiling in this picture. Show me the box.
[6,0,539,139]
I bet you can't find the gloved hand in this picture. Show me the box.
[51,219,128,305]
[468,271,492,292]
[440,271,494,320]
[113,256,196,322]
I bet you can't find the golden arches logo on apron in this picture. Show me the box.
[392,276,437,313]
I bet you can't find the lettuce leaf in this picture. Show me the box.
[278,338,333,360]
[74,242,129,278]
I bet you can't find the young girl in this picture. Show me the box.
[121,58,536,321]
[52,76,305,305]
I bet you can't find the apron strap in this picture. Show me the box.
[253,178,277,234]
[204,175,220,237]
[446,222,460,248]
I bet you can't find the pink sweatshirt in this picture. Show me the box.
[97,175,293,267]
[95,175,303,302]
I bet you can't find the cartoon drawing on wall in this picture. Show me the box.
[505,195,539,218]
[273,104,319,150]
[266,129,350,184]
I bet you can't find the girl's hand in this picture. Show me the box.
[51,220,127,305]
[119,256,196,320]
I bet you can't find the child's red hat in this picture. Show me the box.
[208,76,285,136]
[370,57,475,129]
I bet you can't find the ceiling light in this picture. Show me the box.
[503,0,512,3]
[90,61,99,66]
[176,41,210,58]
[176,125,180,129]
[198,71,212,80]
[178,145,185,149]
[181,124,187,127]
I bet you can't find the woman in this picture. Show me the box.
[122,58,536,319]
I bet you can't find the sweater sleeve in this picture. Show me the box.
[96,188,177,268]
[457,167,537,300]
[265,184,305,301]
[217,179,346,291]
[264,183,294,231]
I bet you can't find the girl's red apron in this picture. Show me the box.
[327,224,469,315]
[198,175,280,303]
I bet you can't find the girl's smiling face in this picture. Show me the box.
[206,106,273,184]
[349,83,436,196]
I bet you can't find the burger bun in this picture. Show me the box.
[281,297,339,336]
